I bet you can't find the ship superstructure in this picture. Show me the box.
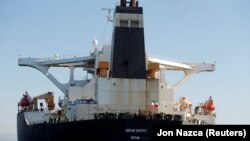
[17,1,216,141]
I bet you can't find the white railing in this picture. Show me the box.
[18,53,89,63]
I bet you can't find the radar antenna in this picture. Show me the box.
[101,8,114,23]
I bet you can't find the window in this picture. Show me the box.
[120,20,129,27]
[130,20,139,28]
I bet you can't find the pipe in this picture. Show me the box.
[132,0,136,7]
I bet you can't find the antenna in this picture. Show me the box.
[101,8,114,23]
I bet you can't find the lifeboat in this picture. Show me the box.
[203,96,215,113]
[20,95,30,107]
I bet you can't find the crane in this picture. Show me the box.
[33,92,55,111]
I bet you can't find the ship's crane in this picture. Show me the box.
[33,92,55,111]
[179,97,192,112]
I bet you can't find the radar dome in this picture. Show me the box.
[92,39,98,47]
[54,53,59,59]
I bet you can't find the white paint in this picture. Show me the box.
[97,78,147,112]
[68,78,97,101]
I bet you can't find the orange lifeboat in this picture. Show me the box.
[203,96,215,113]
[20,95,30,107]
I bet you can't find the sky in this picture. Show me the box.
[0,0,250,140]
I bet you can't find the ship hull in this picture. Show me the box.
[17,112,182,141]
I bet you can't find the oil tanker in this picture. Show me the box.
[17,0,216,141]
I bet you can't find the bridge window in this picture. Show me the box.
[130,20,139,28]
[120,20,129,27]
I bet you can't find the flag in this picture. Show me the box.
[151,100,158,108]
